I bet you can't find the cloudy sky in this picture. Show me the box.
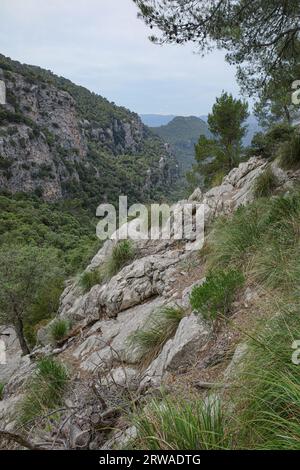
[0,0,245,116]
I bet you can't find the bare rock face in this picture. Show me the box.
[0,394,24,432]
[71,297,165,373]
[192,156,291,223]
[0,326,22,384]
[188,187,202,202]
[0,56,178,202]
[0,70,85,200]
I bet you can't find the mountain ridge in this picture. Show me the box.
[148,115,211,172]
[0,54,179,209]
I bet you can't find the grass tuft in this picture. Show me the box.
[80,240,135,293]
[50,319,70,343]
[232,307,300,449]
[279,132,300,169]
[106,240,135,278]
[0,383,4,400]
[80,268,104,292]
[130,395,229,450]
[190,269,244,320]
[19,358,69,426]
[254,167,279,198]
[128,305,185,366]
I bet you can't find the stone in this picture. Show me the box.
[140,313,212,388]
[100,426,137,450]
[270,160,289,184]
[223,343,248,382]
[101,367,138,389]
[97,251,183,317]
[223,157,266,186]
[188,187,203,202]
[0,394,24,431]
[73,297,165,373]
[0,326,22,384]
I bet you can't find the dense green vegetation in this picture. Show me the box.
[190,269,244,320]
[0,245,65,354]
[0,193,101,349]
[151,116,210,173]
[0,194,100,272]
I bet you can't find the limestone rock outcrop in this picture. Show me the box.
[0,155,292,449]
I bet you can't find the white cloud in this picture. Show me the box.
[0,0,243,114]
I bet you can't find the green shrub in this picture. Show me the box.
[128,305,185,365]
[130,395,229,450]
[250,123,294,160]
[50,319,70,343]
[106,240,135,278]
[0,383,4,400]
[279,132,300,169]
[19,358,69,426]
[190,269,244,320]
[254,167,279,198]
[80,268,104,292]
[211,170,225,187]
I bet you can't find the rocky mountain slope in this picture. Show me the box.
[0,54,178,207]
[0,155,296,450]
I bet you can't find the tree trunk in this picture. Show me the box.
[15,316,30,355]
[283,105,291,124]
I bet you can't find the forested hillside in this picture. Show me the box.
[151,116,210,172]
[0,54,179,209]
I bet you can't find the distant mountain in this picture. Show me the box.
[147,116,210,173]
[141,113,261,149]
[140,114,176,127]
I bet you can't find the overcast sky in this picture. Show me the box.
[0,0,246,116]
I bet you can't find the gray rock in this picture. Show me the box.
[73,297,165,373]
[223,343,248,382]
[188,187,203,202]
[140,313,212,388]
[0,326,22,384]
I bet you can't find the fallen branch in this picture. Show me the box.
[193,381,228,390]
[0,430,47,450]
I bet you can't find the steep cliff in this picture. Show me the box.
[0,54,179,207]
